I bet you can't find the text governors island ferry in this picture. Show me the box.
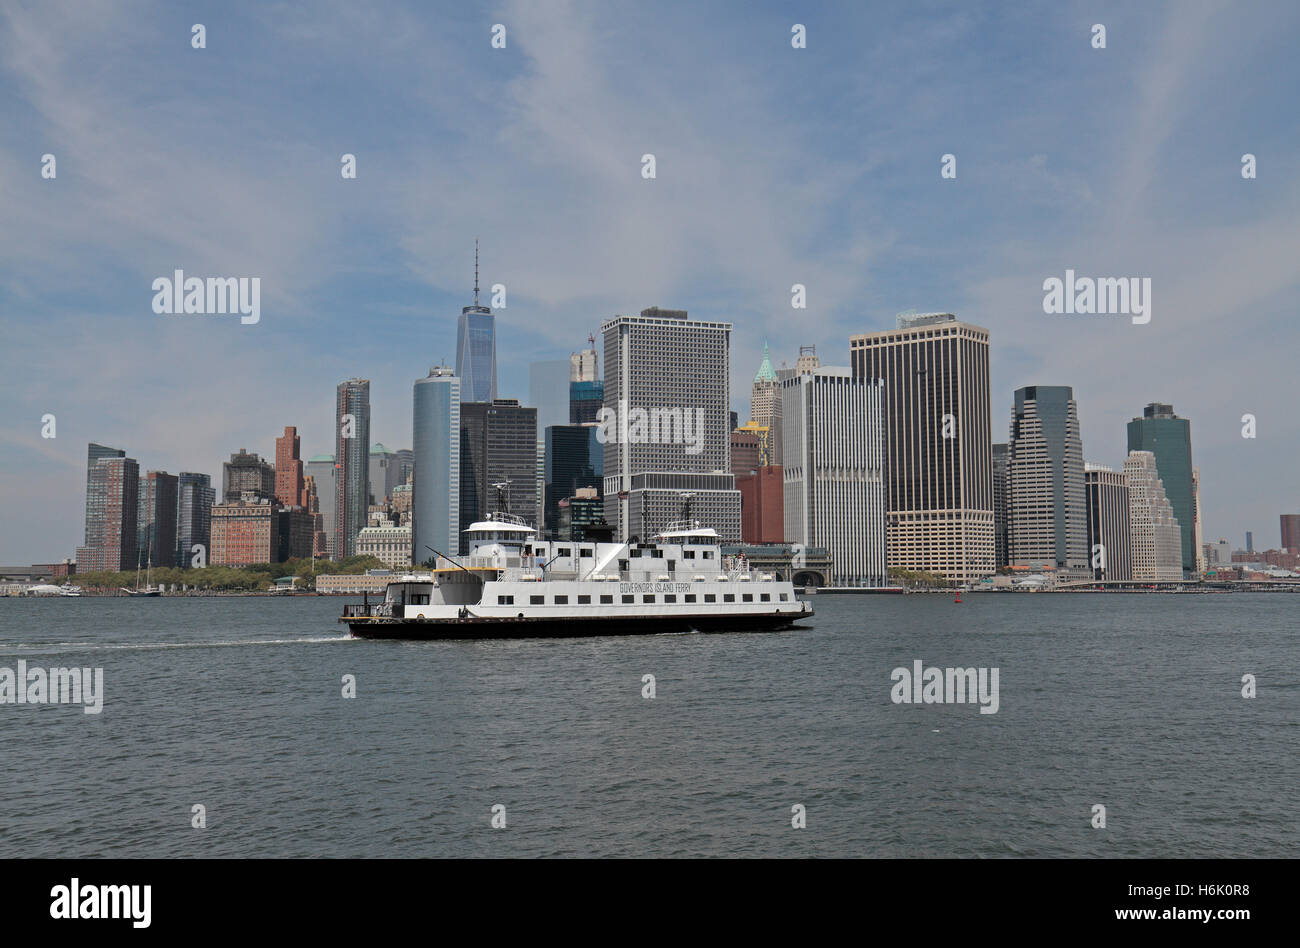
[341,513,813,639]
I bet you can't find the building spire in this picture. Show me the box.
[473,238,480,307]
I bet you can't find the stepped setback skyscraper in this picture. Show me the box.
[850,314,994,585]
[1123,450,1183,582]
[1126,403,1196,575]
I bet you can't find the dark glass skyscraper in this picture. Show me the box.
[334,378,371,559]
[455,242,497,403]
[458,399,539,552]
[849,314,994,585]
[137,470,178,569]
[544,424,602,536]
[1126,403,1195,574]
[176,472,214,567]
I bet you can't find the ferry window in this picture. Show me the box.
[580,548,593,557]
[684,594,696,603]
[600,595,613,604]
[742,594,753,602]
[558,548,571,557]
[530,595,544,605]
[642,594,654,603]
[664,594,676,603]
[780,593,789,601]
[577,595,591,604]
[651,549,663,558]
[618,560,629,571]
[554,595,568,604]
[704,594,716,603]
[622,595,634,604]
[724,594,735,603]
[631,548,642,557]
[703,551,713,558]
[497,595,514,605]
[760,593,770,602]
[684,550,695,559]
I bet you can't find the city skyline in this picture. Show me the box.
[3,3,1298,562]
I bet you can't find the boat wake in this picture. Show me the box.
[0,636,355,656]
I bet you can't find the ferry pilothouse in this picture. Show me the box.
[340,514,813,639]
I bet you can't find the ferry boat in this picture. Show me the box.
[340,514,813,640]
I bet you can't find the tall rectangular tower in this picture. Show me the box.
[76,454,140,572]
[458,399,539,551]
[1085,464,1131,581]
[782,368,887,586]
[600,307,738,541]
[275,426,305,508]
[137,470,178,569]
[334,378,371,559]
[1006,386,1088,580]
[176,472,214,567]
[849,314,994,585]
[412,366,461,562]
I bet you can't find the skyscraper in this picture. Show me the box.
[992,442,1009,569]
[137,470,178,569]
[1281,514,1300,553]
[1124,451,1183,582]
[176,472,214,567]
[275,426,306,509]
[76,453,139,572]
[751,341,783,465]
[459,398,539,550]
[412,366,461,563]
[83,442,124,545]
[569,341,604,424]
[368,443,399,505]
[601,307,739,541]
[304,455,337,558]
[455,241,497,403]
[334,378,371,559]
[782,367,887,587]
[543,424,602,536]
[223,448,275,502]
[849,313,994,585]
[1085,464,1132,581]
[1006,386,1088,580]
[1126,403,1196,575]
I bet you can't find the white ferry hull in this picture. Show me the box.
[343,604,812,640]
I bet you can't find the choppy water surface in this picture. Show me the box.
[0,593,1294,857]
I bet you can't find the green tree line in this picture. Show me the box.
[73,555,388,592]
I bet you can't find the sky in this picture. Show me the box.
[1,0,1297,563]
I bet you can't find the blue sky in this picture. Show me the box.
[2,0,1297,562]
